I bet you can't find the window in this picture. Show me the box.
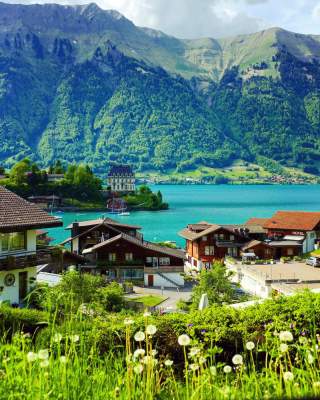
[125,253,133,261]
[287,248,294,256]
[204,262,211,270]
[108,253,116,262]
[146,257,152,264]
[0,232,26,252]
[202,235,207,241]
[219,234,224,240]
[159,257,170,266]
[205,246,215,255]
[227,247,237,257]
[230,235,235,241]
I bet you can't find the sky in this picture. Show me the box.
[4,0,320,38]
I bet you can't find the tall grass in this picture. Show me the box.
[1,305,320,400]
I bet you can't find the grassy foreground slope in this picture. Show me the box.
[2,287,320,399]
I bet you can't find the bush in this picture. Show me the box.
[97,282,125,312]
[0,305,48,337]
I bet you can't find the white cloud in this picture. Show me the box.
[3,0,320,37]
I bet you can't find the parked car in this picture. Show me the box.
[306,257,320,267]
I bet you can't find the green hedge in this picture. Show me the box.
[0,305,48,337]
[35,291,320,366]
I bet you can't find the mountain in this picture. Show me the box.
[0,2,320,175]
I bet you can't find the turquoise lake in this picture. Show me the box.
[49,185,320,248]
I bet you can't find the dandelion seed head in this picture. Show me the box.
[246,341,255,351]
[124,318,134,326]
[27,352,38,362]
[280,343,288,353]
[164,359,173,367]
[134,331,145,342]
[232,354,243,365]
[70,335,79,343]
[223,365,232,374]
[283,371,294,382]
[37,349,49,360]
[178,334,191,346]
[53,333,62,343]
[146,325,157,336]
[133,349,145,360]
[143,311,151,318]
[279,331,293,342]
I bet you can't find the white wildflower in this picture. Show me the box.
[189,363,199,371]
[37,349,49,360]
[188,347,200,357]
[232,354,243,365]
[280,343,288,353]
[279,331,293,342]
[40,360,49,368]
[133,349,145,360]
[146,325,157,336]
[246,341,255,351]
[151,349,158,357]
[223,365,232,374]
[27,352,38,363]
[70,335,79,343]
[134,331,145,342]
[199,356,207,365]
[283,371,294,382]
[134,364,143,374]
[60,356,67,364]
[53,333,62,343]
[178,334,191,346]
[124,318,134,326]
[164,359,173,367]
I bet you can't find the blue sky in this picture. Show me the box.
[6,0,320,38]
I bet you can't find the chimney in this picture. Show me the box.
[72,222,79,238]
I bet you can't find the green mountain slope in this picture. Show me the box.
[0,2,320,175]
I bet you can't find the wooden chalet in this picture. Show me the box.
[0,187,62,304]
[62,218,185,287]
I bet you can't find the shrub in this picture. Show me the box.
[0,304,48,337]
[97,282,125,312]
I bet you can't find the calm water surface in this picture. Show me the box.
[49,185,320,247]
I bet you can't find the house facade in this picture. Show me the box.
[107,165,135,193]
[180,212,320,271]
[62,218,185,288]
[0,187,62,304]
[179,222,257,272]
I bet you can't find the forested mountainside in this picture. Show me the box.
[0,2,320,174]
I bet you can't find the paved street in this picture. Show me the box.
[130,285,193,310]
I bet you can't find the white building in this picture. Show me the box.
[0,187,62,304]
[107,165,135,193]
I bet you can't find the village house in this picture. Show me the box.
[62,218,185,288]
[0,187,62,304]
[107,165,135,193]
[179,221,263,272]
[180,212,320,270]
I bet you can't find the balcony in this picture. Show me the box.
[96,259,144,268]
[0,249,53,270]
[144,266,184,274]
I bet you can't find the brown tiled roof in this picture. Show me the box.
[179,222,244,241]
[0,186,63,232]
[84,232,186,259]
[65,218,141,230]
[245,218,269,226]
[263,211,320,231]
[242,240,269,251]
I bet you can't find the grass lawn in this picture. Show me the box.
[130,295,166,307]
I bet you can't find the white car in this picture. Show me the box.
[306,257,320,267]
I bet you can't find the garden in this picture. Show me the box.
[1,270,320,399]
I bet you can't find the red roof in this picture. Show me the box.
[263,211,320,231]
[246,218,269,226]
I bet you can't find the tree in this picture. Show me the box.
[191,262,235,309]
[9,158,31,185]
